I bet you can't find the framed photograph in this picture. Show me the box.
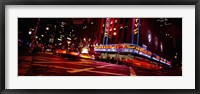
[0,0,199,94]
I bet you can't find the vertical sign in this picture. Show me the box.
[134,18,139,34]
[132,18,140,45]
[104,18,111,45]
[137,18,140,45]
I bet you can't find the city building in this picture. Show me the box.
[93,18,182,69]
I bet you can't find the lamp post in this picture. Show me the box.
[29,18,40,53]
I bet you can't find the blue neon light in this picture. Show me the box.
[94,44,171,66]
[137,18,140,45]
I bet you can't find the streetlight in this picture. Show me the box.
[28,31,32,35]
[46,27,49,30]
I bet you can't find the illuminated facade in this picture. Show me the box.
[93,18,182,68]
[94,44,171,66]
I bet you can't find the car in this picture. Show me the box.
[46,48,52,52]
[68,51,80,56]
[79,53,95,60]
[55,49,67,55]
[45,48,53,54]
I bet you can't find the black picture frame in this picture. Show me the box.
[0,0,199,94]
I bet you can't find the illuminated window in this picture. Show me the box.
[83,38,86,41]
[114,19,117,23]
[113,32,117,36]
[155,37,158,47]
[160,42,163,52]
[148,33,151,43]
[110,21,113,24]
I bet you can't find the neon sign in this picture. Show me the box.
[94,44,171,66]
[152,53,160,62]
[134,18,139,34]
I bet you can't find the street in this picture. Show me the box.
[18,53,181,76]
